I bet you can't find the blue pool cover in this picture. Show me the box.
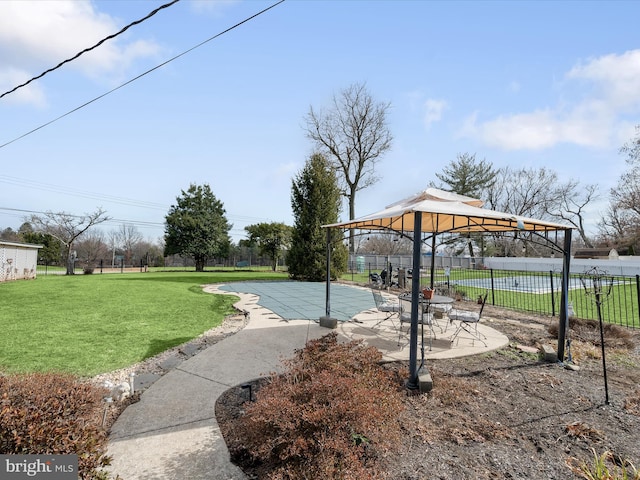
[218,281,376,321]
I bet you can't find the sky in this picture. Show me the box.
[1,0,639,244]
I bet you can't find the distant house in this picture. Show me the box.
[0,241,42,282]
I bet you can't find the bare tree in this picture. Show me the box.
[599,125,640,251]
[114,223,143,266]
[134,240,163,267]
[484,167,598,255]
[0,227,20,242]
[611,127,640,217]
[75,230,109,269]
[359,233,413,255]
[599,197,640,251]
[28,208,110,274]
[305,83,392,253]
[486,167,560,257]
[546,181,598,247]
[486,166,557,219]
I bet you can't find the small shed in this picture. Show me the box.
[0,241,43,282]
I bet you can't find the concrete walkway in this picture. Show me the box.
[107,283,509,479]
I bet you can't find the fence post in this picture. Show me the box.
[490,269,495,305]
[549,270,556,317]
[636,275,640,325]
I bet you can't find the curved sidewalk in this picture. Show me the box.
[107,284,508,479]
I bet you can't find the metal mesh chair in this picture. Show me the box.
[371,289,399,326]
[449,291,488,346]
[399,294,436,350]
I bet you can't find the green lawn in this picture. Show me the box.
[0,271,287,376]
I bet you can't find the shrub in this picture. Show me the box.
[548,317,635,350]
[232,333,404,479]
[0,372,113,479]
[568,448,640,480]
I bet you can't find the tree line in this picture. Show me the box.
[3,83,639,276]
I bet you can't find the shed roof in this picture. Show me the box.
[0,240,43,249]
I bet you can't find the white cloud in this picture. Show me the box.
[423,99,447,129]
[0,0,162,105]
[462,49,640,150]
[567,49,640,109]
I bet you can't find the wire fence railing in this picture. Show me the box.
[440,269,640,329]
[346,263,640,328]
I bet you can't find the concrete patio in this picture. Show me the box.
[107,281,509,479]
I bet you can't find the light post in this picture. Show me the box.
[580,267,614,405]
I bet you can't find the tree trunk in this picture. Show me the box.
[195,258,205,272]
[66,245,75,275]
[349,188,357,254]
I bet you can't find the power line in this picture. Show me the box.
[0,175,168,210]
[0,0,286,150]
[0,0,181,100]
[0,205,277,234]
[0,175,285,227]
[0,207,258,242]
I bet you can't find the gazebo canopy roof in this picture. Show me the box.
[323,188,572,234]
[321,188,575,388]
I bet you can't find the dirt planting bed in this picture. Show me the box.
[216,307,640,479]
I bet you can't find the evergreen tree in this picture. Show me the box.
[288,154,347,281]
[164,184,231,272]
[20,229,64,266]
[435,153,496,199]
[434,153,496,257]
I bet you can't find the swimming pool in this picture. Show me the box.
[452,275,586,294]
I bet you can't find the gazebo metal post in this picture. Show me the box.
[557,229,572,362]
[407,211,422,390]
[325,228,331,318]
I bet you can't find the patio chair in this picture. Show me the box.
[449,291,488,346]
[399,294,436,349]
[431,303,453,330]
[371,288,399,325]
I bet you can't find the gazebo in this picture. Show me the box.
[323,188,573,390]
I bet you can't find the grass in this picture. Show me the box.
[0,270,287,376]
[36,265,280,274]
[342,269,640,328]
